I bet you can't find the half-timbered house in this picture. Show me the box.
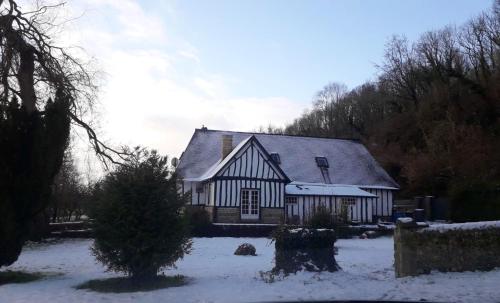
[176,128,399,225]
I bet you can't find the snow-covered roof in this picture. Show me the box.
[285,182,377,197]
[177,128,399,188]
[184,136,253,181]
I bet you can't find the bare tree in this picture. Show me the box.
[280,2,500,202]
[0,0,125,164]
[0,0,123,267]
[48,148,89,222]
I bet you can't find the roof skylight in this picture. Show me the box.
[315,157,329,168]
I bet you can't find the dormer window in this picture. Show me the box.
[270,153,281,164]
[315,157,329,168]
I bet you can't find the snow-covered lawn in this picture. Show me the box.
[1,236,500,302]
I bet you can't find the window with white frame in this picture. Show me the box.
[241,190,249,215]
[251,190,259,215]
[241,189,259,219]
[341,197,356,206]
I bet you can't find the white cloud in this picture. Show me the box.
[61,0,303,170]
[178,48,201,63]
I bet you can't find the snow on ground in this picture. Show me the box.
[1,236,500,303]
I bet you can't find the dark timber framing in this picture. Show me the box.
[180,132,396,225]
[207,136,289,209]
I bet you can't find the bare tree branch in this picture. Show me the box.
[0,0,126,166]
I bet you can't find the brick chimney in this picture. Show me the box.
[221,135,233,159]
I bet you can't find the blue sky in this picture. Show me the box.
[158,0,492,103]
[64,0,493,165]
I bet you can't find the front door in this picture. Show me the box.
[241,189,259,220]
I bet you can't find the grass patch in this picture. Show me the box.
[75,275,187,293]
[0,270,44,285]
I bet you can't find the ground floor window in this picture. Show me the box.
[285,196,298,204]
[341,197,356,205]
[339,197,356,223]
[241,189,259,219]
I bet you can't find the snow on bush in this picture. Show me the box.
[272,227,339,274]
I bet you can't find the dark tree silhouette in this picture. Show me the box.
[0,0,122,267]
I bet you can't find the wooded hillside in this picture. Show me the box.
[270,2,499,208]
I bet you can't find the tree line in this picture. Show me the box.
[265,1,499,212]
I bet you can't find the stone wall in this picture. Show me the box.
[215,207,240,223]
[261,208,284,224]
[394,218,500,277]
[213,207,284,224]
[204,206,215,222]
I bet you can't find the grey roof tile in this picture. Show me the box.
[177,129,399,188]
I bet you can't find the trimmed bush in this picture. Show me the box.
[90,148,191,281]
[308,206,334,229]
[234,243,256,256]
[308,205,348,228]
[272,227,339,274]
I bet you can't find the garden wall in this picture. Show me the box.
[394,218,500,277]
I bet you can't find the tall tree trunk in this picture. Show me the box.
[17,47,36,114]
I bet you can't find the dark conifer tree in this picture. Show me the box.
[91,148,191,281]
[0,0,118,267]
